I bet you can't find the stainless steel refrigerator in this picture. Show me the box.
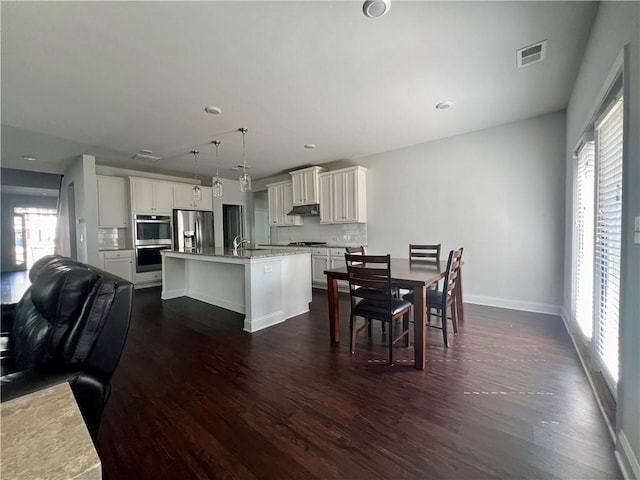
[173,209,214,251]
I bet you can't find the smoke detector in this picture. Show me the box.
[517,40,547,68]
[363,0,390,18]
[132,149,161,162]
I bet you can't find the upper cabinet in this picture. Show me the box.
[290,166,327,206]
[267,181,303,227]
[173,183,213,211]
[130,178,174,214]
[319,166,367,224]
[97,175,129,228]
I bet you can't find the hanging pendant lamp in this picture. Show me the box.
[238,128,251,192]
[211,140,224,198]
[190,150,202,202]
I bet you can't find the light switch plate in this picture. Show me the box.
[635,216,640,231]
[635,232,640,245]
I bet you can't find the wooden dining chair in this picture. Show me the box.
[345,246,365,255]
[345,247,385,335]
[345,254,412,365]
[409,244,441,290]
[403,248,463,347]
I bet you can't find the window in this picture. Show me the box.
[593,96,623,385]
[575,141,595,339]
[572,64,624,393]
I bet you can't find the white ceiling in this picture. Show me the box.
[1,1,598,181]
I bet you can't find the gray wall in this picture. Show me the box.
[356,111,566,313]
[564,2,640,475]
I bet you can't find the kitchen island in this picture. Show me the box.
[161,248,312,333]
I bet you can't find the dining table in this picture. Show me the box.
[324,258,464,370]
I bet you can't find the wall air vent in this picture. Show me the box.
[517,40,547,68]
[132,150,161,162]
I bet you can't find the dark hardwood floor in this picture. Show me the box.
[96,287,621,479]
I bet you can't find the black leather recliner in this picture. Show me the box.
[1,255,133,441]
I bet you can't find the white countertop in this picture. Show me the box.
[163,247,310,260]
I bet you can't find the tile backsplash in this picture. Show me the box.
[269,217,367,245]
[98,228,131,250]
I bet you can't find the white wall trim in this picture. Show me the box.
[244,311,285,333]
[616,429,640,480]
[464,294,562,316]
[161,288,186,300]
[560,311,617,443]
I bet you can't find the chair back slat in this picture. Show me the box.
[409,244,441,264]
[345,253,393,306]
[443,248,463,298]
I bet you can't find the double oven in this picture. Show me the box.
[134,214,172,273]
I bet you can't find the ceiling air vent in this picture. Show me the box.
[132,150,161,162]
[517,40,547,68]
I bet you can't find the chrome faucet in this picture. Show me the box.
[232,235,250,254]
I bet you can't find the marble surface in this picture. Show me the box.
[258,243,366,249]
[165,247,310,259]
[1,383,102,480]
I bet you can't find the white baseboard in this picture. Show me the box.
[161,288,186,300]
[244,311,285,333]
[464,294,562,316]
[616,429,640,480]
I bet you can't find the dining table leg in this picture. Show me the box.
[413,285,426,370]
[326,273,340,344]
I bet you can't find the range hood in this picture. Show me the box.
[287,204,320,216]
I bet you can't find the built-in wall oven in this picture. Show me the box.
[134,214,172,273]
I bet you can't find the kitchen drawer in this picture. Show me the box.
[103,250,133,259]
[311,247,329,256]
[330,248,346,257]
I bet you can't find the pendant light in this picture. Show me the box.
[211,140,224,198]
[238,127,251,192]
[190,150,202,202]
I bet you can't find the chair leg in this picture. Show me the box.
[451,302,458,334]
[381,321,386,333]
[367,319,372,337]
[441,306,448,347]
[388,321,394,366]
[350,315,357,354]
[402,312,410,347]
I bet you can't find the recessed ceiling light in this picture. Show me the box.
[435,101,453,110]
[204,106,222,115]
[304,144,316,149]
[22,154,36,161]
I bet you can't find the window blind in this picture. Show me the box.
[575,142,595,339]
[594,97,623,384]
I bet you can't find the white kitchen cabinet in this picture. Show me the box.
[102,250,134,282]
[130,178,174,214]
[319,166,367,224]
[267,181,303,227]
[318,174,333,224]
[290,166,327,206]
[97,176,128,228]
[173,183,213,211]
[312,253,330,285]
[311,247,348,289]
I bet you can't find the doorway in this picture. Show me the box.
[222,204,245,248]
[12,206,57,269]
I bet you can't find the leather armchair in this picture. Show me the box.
[1,255,133,441]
